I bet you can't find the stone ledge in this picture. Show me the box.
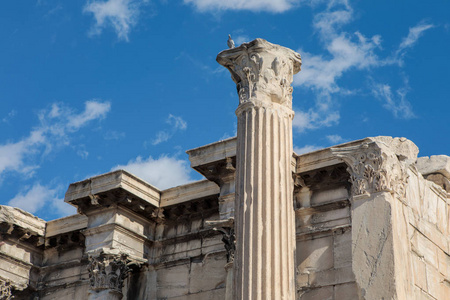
[186,137,236,169]
[64,169,160,208]
[161,180,219,207]
[46,214,87,238]
[0,206,45,238]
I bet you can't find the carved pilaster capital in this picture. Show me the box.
[217,39,301,108]
[218,227,236,263]
[87,252,130,294]
[331,142,408,198]
[206,218,236,263]
[0,280,12,300]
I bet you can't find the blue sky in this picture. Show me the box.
[1,0,449,220]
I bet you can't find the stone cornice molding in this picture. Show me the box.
[331,141,408,198]
[217,38,301,108]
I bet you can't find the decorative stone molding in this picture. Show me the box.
[87,252,130,294]
[45,231,85,250]
[294,164,349,190]
[217,38,301,108]
[331,142,408,198]
[0,280,12,300]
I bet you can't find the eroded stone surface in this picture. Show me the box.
[417,155,450,178]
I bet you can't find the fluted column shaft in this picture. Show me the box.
[217,38,301,300]
[235,102,295,299]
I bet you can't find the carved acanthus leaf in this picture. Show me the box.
[0,280,12,300]
[87,253,130,293]
[216,39,301,107]
[331,142,408,198]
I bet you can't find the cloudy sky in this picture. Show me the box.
[1,0,449,220]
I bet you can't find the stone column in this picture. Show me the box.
[217,38,301,300]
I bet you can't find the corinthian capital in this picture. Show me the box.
[217,39,301,108]
[88,252,130,293]
[0,279,12,300]
[331,141,408,198]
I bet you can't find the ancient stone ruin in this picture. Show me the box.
[0,39,448,299]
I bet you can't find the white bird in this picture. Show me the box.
[227,34,235,49]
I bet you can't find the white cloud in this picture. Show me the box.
[152,131,171,145]
[0,140,38,177]
[77,149,89,159]
[371,81,415,119]
[112,155,194,189]
[84,0,146,41]
[67,100,111,130]
[294,3,380,93]
[398,22,434,52]
[0,100,111,179]
[152,114,187,145]
[392,22,434,65]
[326,134,344,144]
[292,3,431,131]
[183,0,299,13]
[8,183,75,216]
[2,110,17,123]
[294,144,323,154]
[293,107,339,132]
[295,33,380,92]
[168,114,187,130]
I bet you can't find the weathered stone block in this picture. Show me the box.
[417,155,450,178]
[334,229,352,268]
[169,288,225,300]
[425,265,445,300]
[299,286,333,300]
[437,248,450,278]
[423,187,438,225]
[410,230,438,267]
[297,235,333,273]
[308,266,354,287]
[189,254,226,294]
[310,187,348,206]
[157,263,190,299]
[296,188,312,208]
[201,236,222,254]
[334,282,359,300]
[296,273,309,289]
[411,253,427,291]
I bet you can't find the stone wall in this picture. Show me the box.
[149,196,227,300]
[0,137,448,300]
[295,164,358,299]
[403,163,449,299]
